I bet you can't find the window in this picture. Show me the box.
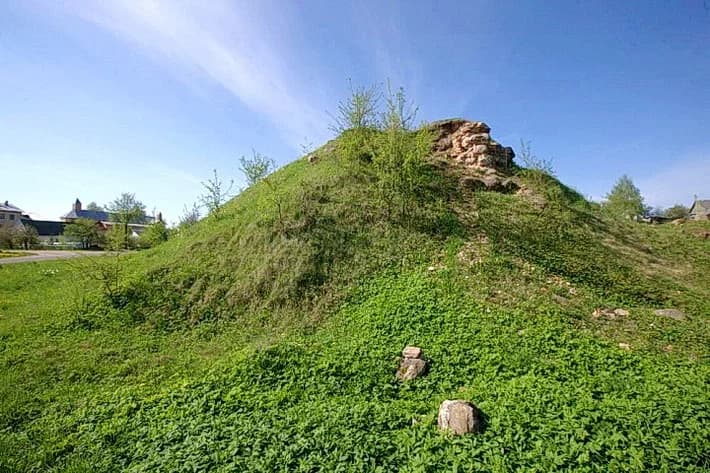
[9,214,15,220]
[0,214,5,219]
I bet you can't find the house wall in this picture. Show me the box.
[689,204,709,220]
[0,211,22,226]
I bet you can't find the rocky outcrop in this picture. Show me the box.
[429,119,514,170]
[428,119,517,192]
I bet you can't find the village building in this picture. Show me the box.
[62,198,158,238]
[0,201,24,227]
[688,198,710,221]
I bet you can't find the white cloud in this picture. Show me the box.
[637,151,710,208]
[53,0,329,147]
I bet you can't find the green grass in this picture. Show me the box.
[1,134,709,471]
[0,250,33,258]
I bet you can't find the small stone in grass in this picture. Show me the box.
[437,400,482,435]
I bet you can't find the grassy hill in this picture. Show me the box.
[1,126,709,472]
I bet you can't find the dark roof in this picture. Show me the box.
[0,201,23,213]
[63,209,111,221]
[22,219,66,236]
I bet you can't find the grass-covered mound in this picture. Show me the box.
[1,127,709,472]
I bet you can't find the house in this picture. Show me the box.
[20,219,67,245]
[62,199,158,238]
[689,199,710,221]
[0,201,24,227]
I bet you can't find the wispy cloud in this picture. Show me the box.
[637,150,710,207]
[52,0,328,147]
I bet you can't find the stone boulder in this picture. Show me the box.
[437,400,482,435]
[396,345,428,381]
[654,309,687,321]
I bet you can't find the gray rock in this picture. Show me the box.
[654,309,687,321]
[396,358,427,381]
[437,400,481,435]
[402,346,422,359]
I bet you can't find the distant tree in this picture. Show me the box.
[0,225,18,249]
[15,225,39,250]
[663,204,689,220]
[178,202,201,228]
[105,225,131,251]
[64,218,103,249]
[329,80,381,133]
[86,202,104,211]
[239,150,275,187]
[107,193,146,249]
[199,169,233,218]
[138,221,169,248]
[603,175,646,219]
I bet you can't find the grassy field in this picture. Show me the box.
[0,251,33,259]
[1,134,709,471]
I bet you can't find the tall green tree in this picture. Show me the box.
[107,193,146,248]
[64,218,103,249]
[603,175,646,219]
[663,204,689,220]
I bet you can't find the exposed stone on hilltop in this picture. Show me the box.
[428,119,518,192]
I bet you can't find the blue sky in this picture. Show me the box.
[1,0,708,222]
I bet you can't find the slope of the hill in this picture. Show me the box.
[1,124,709,472]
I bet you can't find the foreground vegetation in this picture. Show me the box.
[2,115,709,471]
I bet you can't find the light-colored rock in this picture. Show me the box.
[614,309,630,316]
[429,119,515,174]
[654,309,687,321]
[437,400,481,435]
[618,343,631,350]
[402,346,422,359]
[396,358,427,381]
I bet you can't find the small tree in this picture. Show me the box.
[107,193,146,249]
[239,150,274,187]
[16,225,39,249]
[603,175,646,219]
[178,202,201,229]
[138,221,169,248]
[199,169,233,218]
[518,139,554,174]
[0,225,19,249]
[663,204,689,220]
[329,80,381,133]
[372,85,431,224]
[64,218,103,249]
[86,202,104,211]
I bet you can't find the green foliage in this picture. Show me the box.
[329,80,380,133]
[178,202,201,229]
[0,225,19,249]
[518,139,554,174]
[138,221,169,249]
[663,204,689,220]
[1,108,709,471]
[65,218,104,249]
[107,193,147,249]
[603,175,646,219]
[239,150,275,187]
[199,169,233,219]
[107,193,146,225]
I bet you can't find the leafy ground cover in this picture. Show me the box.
[1,132,709,471]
